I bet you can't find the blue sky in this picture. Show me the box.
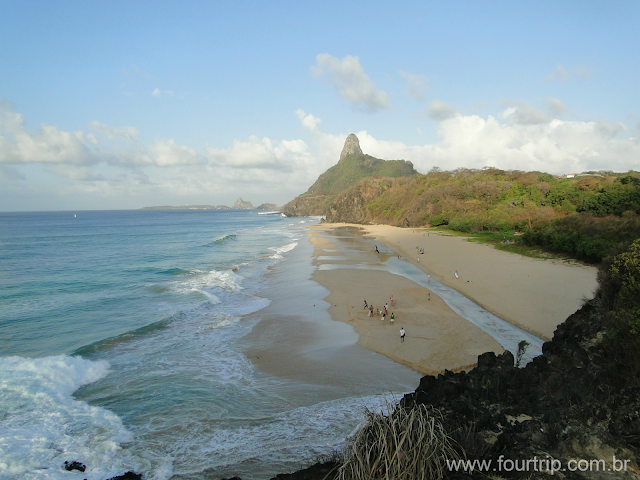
[1,0,639,210]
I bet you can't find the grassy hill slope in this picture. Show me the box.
[282,153,416,216]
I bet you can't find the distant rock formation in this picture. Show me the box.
[340,133,363,161]
[232,197,254,209]
[257,203,279,210]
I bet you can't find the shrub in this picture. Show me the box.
[338,404,459,480]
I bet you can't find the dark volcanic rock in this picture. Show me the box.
[269,461,339,480]
[106,472,142,480]
[399,299,640,478]
[63,460,86,472]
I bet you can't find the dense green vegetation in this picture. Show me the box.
[596,239,640,385]
[307,153,416,195]
[282,153,416,216]
[325,167,640,262]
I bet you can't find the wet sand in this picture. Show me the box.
[240,228,421,401]
[314,224,598,341]
[307,226,503,375]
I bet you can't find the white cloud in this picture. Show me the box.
[544,65,570,83]
[296,109,345,167]
[547,97,567,117]
[399,70,427,100]
[0,104,205,168]
[206,135,310,171]
[544,65,593,83]
[296,108,640,177]
[151,139,207,166]
[0,109,96,165]
[4,101,638,211]
[152,89,175,98]
[418,115,639,174]
[573,66,592,80]
[501,101,549,125]
[0,100,16,110]
[90,121,140,141]
[427,100,459,121]
[311,54,390,113]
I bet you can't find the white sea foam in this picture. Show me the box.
[174,269,244,300]
[268,242,298,259]
[160,393,402,478]
[0,355,144,479]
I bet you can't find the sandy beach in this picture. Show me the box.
[243,221,598,381]
[310,224,598,355]
[306,225,504,375]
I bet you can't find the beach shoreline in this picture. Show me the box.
[311,223,598,343]
[306,224,505,375]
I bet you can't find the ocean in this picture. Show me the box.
[0,210,419,480]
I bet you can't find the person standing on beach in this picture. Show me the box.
[384,303,388,313]
[427,293,431,301]
[390,312,394,324]
[375,245,379,253]
[364,299,368,309]
[369,305,374,317]
[400,328,405,343]
[381,312,386,324]
[455,270,459,279]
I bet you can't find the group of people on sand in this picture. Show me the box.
[364,296,405,342]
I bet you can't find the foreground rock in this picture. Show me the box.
[399,298,640,478]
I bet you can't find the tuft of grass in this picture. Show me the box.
[337,404,458,480]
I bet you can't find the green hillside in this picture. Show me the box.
[282,152,416,216]
[307,153,416,195]
[325,167,640,263]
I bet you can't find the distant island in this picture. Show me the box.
[140,205,230,210]
[140,198,280,211]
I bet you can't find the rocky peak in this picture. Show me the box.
[339,133,363,161]
[232,197,254,209]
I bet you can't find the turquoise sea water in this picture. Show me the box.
[0,210,418,480]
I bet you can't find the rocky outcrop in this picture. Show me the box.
[232,197,254,209]
[340,133,363,161]
[282,134,416,217]
[63,461,86,472]
[397,298,640,478]
[107,473,142,480]
[281,194,331,217]
[257,203,279,210]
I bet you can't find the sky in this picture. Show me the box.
[1,1,639,211]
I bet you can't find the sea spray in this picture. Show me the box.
[0,355,144,479]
